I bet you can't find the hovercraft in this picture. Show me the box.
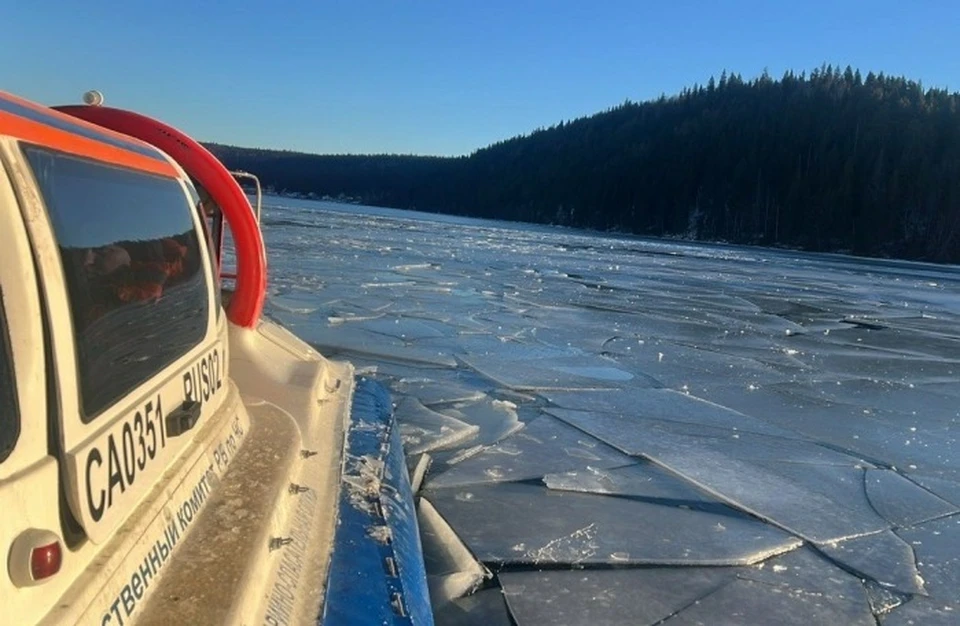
[0,90,430,625]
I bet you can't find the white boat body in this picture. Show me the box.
[0,92,398,625]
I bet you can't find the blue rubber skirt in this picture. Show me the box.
[321,377,433,626]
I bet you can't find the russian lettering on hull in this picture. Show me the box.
[95,408,245,624]
[98,470,212,625]
[264,489,319,626]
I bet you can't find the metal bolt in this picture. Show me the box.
[390,592,407,617]
[384,556,398,577]
[269,537,293,552]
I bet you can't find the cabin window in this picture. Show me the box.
[0,290,20,462]
[24,147,210,421]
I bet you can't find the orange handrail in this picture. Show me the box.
[55,105,266,328]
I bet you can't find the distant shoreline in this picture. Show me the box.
[262,193,960,271]
[211,66,960,266]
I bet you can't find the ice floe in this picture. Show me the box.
[258,198,960,624]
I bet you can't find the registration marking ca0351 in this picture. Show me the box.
[85,394,166,523]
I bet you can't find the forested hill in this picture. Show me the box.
[207,66,960,263]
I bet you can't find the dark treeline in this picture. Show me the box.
[205,146,463,210]
[207,65,960,263]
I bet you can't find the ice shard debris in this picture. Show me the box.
[408,453,432,494]
[395,397,480,455]
[442,398,524,449]
[418,498,490,609]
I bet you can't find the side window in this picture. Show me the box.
[0,290,20,462]
[24,147,210,421]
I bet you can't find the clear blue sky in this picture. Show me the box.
[2,1,958,156]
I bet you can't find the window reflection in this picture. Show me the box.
[25,147,210,420]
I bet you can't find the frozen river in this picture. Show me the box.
[252,196,960,625]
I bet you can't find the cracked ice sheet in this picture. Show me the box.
[768,408,959,476]
[545,407,867,466]
[907,474,960,508]
[542,463,717,506]
[425,415,633,489]
[304,323,458,366]
[663,459,889,544]
[258,200,960,619]
[499,568,735,626]
[737,545,870,605]
[355,316,450,341]
[266,291,322,315]
[424,482,801,566]
[785,349,960,385]
[692,385,960,477]
[351,358,486,391]
[521,310,656,353]
[547,409,885,543]
[691,383,872,431]
[816,326,960,361]
[819,530,925,595]
[454,333,582,361]
[882,599,960,626]
[768,378,960,421]
[598,338,795,389]
[552,385,959,482]
[864,469,959,527]
[659,578,876,626]
[544,388,799,438]
[892,516,960,616]
[390,378,486,407]
[459,353,638,391]
[680,339,813,372]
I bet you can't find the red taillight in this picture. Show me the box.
[30,541,62,581]
[9,529,64,587]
